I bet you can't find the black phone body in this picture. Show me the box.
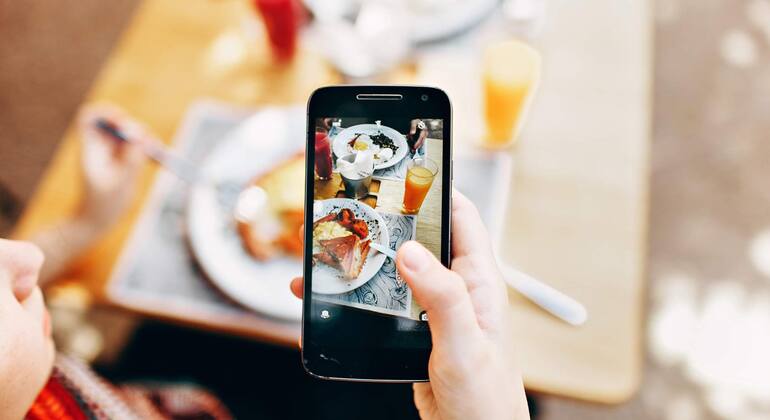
[302,86,452,382]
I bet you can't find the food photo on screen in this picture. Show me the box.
[311,117,443,321]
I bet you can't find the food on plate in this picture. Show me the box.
[369,131,398,153]
[235,153,304,261]
[312,208,371,279]
[348,134,369,151]
[317,235,370,279]
[346,132,397,164]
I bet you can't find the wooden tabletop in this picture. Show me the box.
[13,0,650,404]
[506,2,649,403]
[445,2,650,404]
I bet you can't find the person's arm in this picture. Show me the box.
[0,238,54,420]
[408,119,428,152]
[27,104,151,285]
[30,218,107,285]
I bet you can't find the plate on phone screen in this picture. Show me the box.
[311,198,390,295]
[331,124,408,170]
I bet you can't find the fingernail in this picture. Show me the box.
[400,242,431,272]
[13,274,36,301]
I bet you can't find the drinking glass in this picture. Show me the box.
[314,131,333,180]
[253,0,302,63]
[482,39,541,148]
[339,154,373,199]
[402,158,438,214]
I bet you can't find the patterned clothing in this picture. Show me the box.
[26,354,231,420]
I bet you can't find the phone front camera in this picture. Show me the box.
[421,94,429,101]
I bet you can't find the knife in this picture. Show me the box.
[370,242,397,259]
[498,263,588,326]
[370,240,587,326]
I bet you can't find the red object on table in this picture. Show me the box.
[314,131,333,179]
[253,0,303,62]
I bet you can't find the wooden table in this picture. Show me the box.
[414,1,650,404]
[14,0,649,404]
[504,2,650,403]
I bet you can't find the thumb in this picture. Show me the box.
[396,241,480,348]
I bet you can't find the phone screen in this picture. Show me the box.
[303,87,451,381]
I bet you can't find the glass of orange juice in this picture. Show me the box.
[483,39,541,148]
[402,158,438,214]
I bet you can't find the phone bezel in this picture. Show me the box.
[302,85,452,382]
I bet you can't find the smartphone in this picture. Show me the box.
[302,86,452,381]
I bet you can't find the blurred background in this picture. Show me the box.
[2,0,770,419]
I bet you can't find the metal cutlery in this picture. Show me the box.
[498,262,588,326]
[367,238,587,326]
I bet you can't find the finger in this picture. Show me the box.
[450,189,495,260]
[292,228,305,299]
[396,241,480,348]
[412,383,434,415]
[79,104,140,164]
[0,239,44,302]
[80,103,155,164]
[20,287,47,329]
[290,277,304,299]
[78,103,124,130]
[118,121,155,171]
[78,103,126,146]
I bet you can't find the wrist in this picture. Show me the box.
[27,215,107,285]
[69,210,111,241]
[74,194,124,234]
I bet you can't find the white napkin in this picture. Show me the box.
[338,151,374,179]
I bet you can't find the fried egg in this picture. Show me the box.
[347,133,397,163]
[312,221,352,252]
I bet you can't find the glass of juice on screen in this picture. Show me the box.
[483,39,541,149]
[402,158,438,214]
[315,132,333,180]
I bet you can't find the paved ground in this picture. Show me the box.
[3,0,770,419]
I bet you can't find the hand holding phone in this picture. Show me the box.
[399,191,529,420]
[292,191,529,419]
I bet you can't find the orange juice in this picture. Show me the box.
[402,159,438,214]
[483,40,541,148]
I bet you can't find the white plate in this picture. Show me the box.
[332,124,408,170]
[187,107,305,321]
[311,198,389,295]
[302,0,498,44]
[408,0,498,43]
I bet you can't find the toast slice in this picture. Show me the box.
[236,153,305,260]
[317,235,371,279]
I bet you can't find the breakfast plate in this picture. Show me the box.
[187,107,305,321]
[331,124,408,170]
[311,198,390,295]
